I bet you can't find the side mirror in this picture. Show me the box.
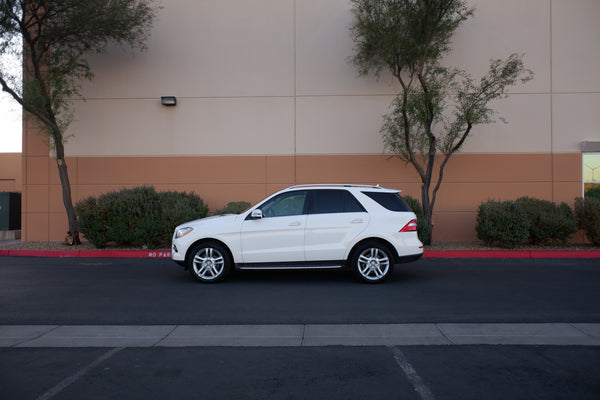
[251,209,263,220]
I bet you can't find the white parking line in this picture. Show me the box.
[388,346,436,400]
[35,347,123,400]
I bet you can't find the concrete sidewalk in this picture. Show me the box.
[2,323,599,347]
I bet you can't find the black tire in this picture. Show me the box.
[187,242,232,283]
[350,241,394,283]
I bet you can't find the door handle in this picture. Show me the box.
[289,221,302,227]
[350,219,364,224]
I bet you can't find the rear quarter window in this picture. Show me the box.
[362,192,412,212]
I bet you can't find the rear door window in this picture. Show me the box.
[362,192,411,212]
[310,190,366,214]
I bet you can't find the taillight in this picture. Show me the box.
[400,219,418,232]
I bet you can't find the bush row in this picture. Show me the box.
[76,187,208,249]
[76,186,599,249]
[475,196,600,248]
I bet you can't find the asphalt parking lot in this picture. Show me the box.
[2,345,599,400]
[1,257,600,325]
[1,256,599,399]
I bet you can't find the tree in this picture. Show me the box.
[0,0,158,244]
[349,0,533,244]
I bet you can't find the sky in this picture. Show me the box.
[0,31,23,154]
[0,92,22,153]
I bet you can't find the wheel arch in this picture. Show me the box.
[347,237,400,265]
[184,238,234,270]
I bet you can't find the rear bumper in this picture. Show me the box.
[396,253,423,264]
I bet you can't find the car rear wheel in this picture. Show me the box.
[188,242,231,283]
[351,242,393,283]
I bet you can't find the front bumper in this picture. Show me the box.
[171,242,186,267]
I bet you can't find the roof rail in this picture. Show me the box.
[289,184,382,189]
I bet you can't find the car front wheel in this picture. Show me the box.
[188,242,231,283]
[351,242,393,283]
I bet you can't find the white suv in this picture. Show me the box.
[171,184,423,283]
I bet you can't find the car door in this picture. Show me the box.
[304,189,369,261]
[240,190,308,263]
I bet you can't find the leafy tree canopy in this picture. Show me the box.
[0,0,158,244]
[1,0,157,136]
[350,0,533,244]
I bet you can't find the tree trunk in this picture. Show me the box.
[421,184,434,245]
[54,142,80,245]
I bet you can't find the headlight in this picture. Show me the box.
[175,227,193,239]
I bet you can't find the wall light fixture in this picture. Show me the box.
[161,96,177,106]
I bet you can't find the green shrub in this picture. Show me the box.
[214,201,251,215]
[104,186,160,246]
[476,200,530,248]
[515,197,577,245]
[76,196,108,248]
[574,196,600,246]
[585,185,600,199]
[159,191,209,238]
[76,186,208,249]
[402,195,431,245]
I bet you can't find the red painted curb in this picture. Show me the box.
[424,250,527,258]
[0,249,172,258]
[529,251,600,259]
[1,249,599,258]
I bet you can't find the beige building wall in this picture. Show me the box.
[21,0,600,242]
[0,153,21,192]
